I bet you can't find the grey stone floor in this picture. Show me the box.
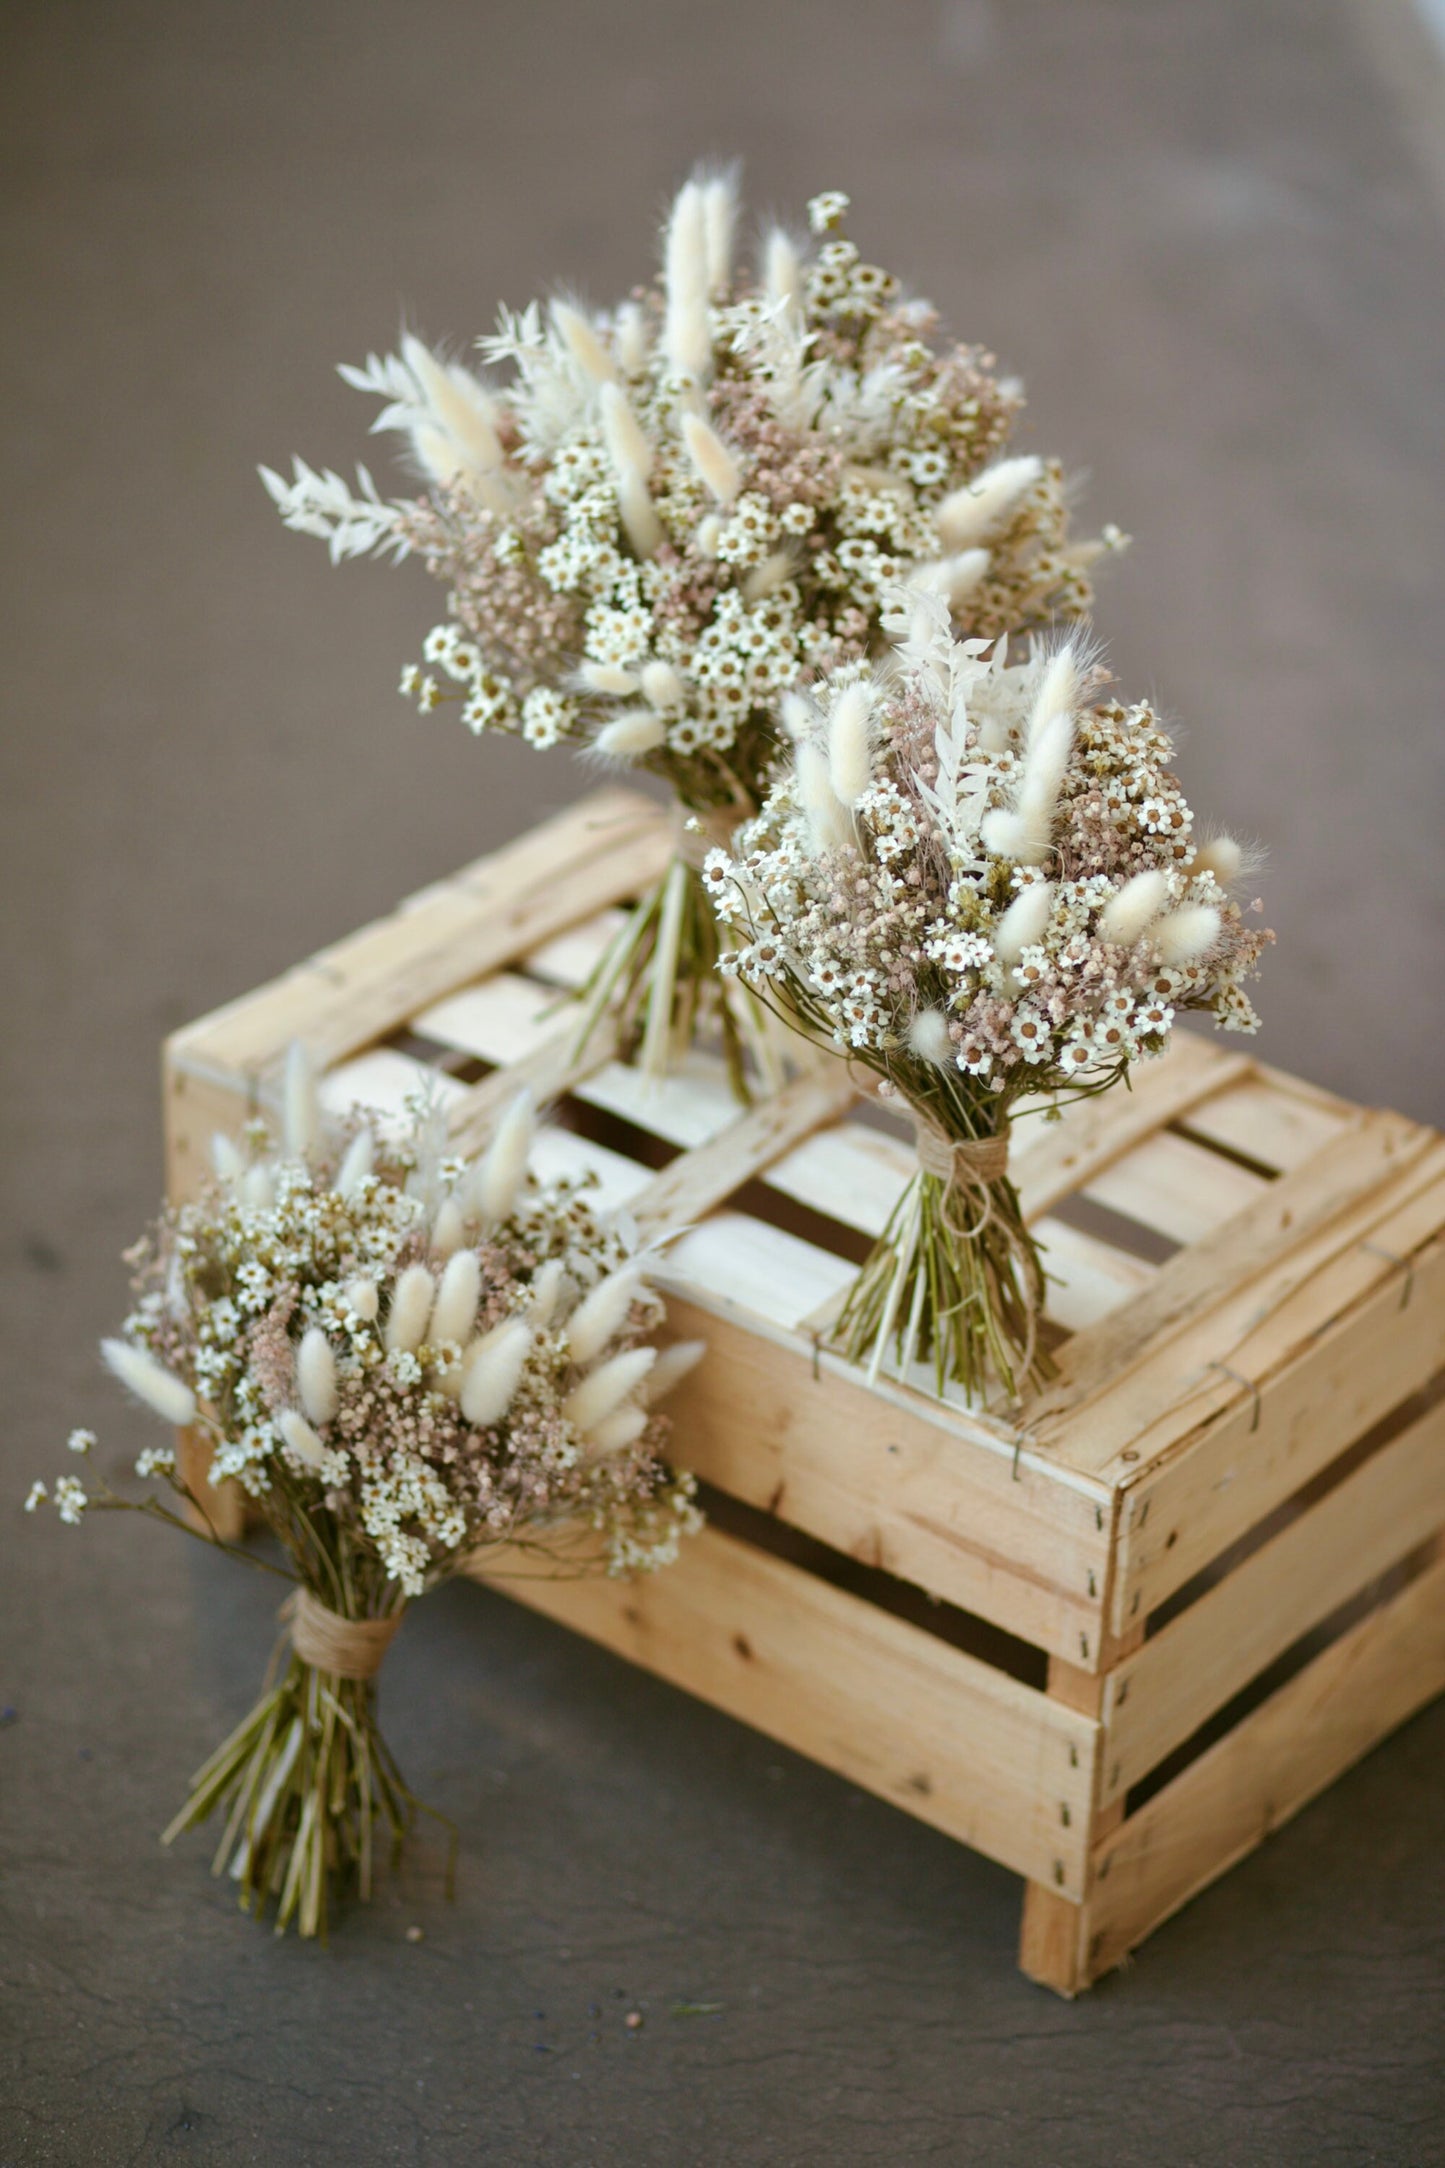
[2,1,1443,2161]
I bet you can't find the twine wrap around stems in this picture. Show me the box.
[281,1588,403,1682]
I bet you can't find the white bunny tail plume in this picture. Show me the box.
[680,411,742,505]
[763,227,802,312]
[599,382,654,482]
[639,1338,705,1404]
[296,1328,338,1426]
[563,1347,657,1436]
[430,1248,482,1350]
[334,1126,375,1199]
[906,1008,955,1066]
[430,1193,465,1258]
[210,1132,244,1184]
[1026,644,1081,746]
[1191,835,1244,885]
[695,512,721,558]
[585,1404,649,1457]
[459,1319,532,1427]
[283,1041,320,1158]
[473,1089,536,1225]
[742,550,794,602]
[779,691,813,741]
[1155,904,1222,966]
[101,1339,196,1427]
[981,709,1073,866]
[797,741,854,854]
[566,1266,642,1367]
[935,455,1043,550]
[241,1164,275,1213]
[401,332,504,472]
[384,1264,436,1354]
[827,681,874,807]
[345,1276,379,1322]
[278,1409,327,1469]
[640,660,686,710]
[595,709,667,758]
[616,471,663,560]
[550,299,615,386]
[663,177,713,378]
[577,660,640,697]
[702,169,739,291]
[528,1257,570,1330]
[1099,870,1169,947]
[994,880,1056,965]
[907,549,990,606]
[614,300,650,374]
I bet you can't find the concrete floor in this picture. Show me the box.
[2,1,1443,2161]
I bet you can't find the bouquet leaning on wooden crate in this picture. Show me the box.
[29,1053,701,1938]
[158,795,1445,1991]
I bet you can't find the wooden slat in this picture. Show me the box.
[1086,1552,1445,1981]
[1071,1141,1445,1494]
[658,1213,855,1331]
[444,1014,624,1161]
[412,972,567,1065]
[660,1296,1114,1660]
[1033,1111,1431,1431]
[1082,1129,1268,1248]
[1112,1233,1445,1630]
[163,1060,256,1206]
[166,789,669,1078]
[472,1521,1099,1894]
[1010,1033,1254,1224]
[575,1053,741,1151]
[522,907,629,989]
[1034,1219,1155,1332]
[1101,1397,1445,1803]
[631,1070,858,1239]
[1177,1073,1352,1174]
[318,1048,468,1124]
[761,1119,913,1235]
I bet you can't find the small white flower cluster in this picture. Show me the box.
[34,1071,702,1595]
[715,596,1270,1098]
[263,172,1118,817]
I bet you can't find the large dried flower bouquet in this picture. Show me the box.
[28,1059,702,1938]
[712,597,1270,1402]
[263,175,1119,1090]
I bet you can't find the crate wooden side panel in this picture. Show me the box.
[1081,1549,1445,1983]
[1099,1394,1445,1806]
[470,1523,1100,1896]
[1110,1219,1445,1633]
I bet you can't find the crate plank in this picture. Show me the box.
[659,1212,856,1331]
[1082,1129,1268,1248]
[1086,1552,1445,1980]
[1010,1033,1254,1224]
[1034,1111,1432,1432]
[167,789,669,1079]
[471,1522,1099,1895]
[1101,1396,1445,1803]
[412,973,566,1065]
[631,1070,858,1240]
[1177,1073,1352,1175]
[1111,1234,1445,1630]
[523,907,630,989]
[661,1296,1113,1660]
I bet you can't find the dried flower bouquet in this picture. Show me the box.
[263,175,1120,1089]
[712,597,1270,1402]
[28,1056,702,1938]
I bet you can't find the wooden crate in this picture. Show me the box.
[164,788,1445,1994]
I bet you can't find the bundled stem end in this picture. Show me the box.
[832,1164,1053,1407]
[162,1624,454,1943]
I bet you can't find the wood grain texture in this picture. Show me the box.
[471,1521,1100,1895]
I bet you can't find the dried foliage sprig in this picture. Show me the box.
[262,174,1122,1086]
[28,1067,702,1939]
[711,595,1271,1400]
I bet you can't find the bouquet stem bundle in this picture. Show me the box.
[832,1104,1047,1403]
[165,1585,447,1942]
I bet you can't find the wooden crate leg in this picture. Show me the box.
[1019,1640,1139,1996]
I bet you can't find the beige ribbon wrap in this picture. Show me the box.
[281,1589,403,1683]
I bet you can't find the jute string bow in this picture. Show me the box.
[281,1589,403,1683]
